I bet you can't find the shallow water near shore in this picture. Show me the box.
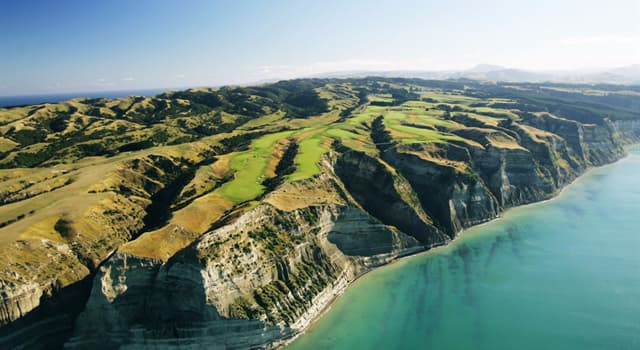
[288,147,640,350]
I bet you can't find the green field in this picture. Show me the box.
[289,131,328,181]
[1,77,638,263]
[2,77,640,350]
[219,131,295,203]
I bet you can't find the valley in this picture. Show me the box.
[1,78,639,349]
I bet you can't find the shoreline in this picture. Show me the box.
[279,146,637,349]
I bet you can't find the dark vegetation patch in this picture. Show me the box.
[1,77,639,169]
[371,115,394,152]
[263,140,299,190]
[54,218,74,238]
[141,164,194,232]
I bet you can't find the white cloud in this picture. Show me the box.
[122,77,134,81]
[561,35,640,46]
[258,66,273,74]
[176,74,186,79]
[92,78,116,88]
[255,58,448,80]
[548,34,640,70]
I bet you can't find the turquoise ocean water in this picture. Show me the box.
[289,147,640,350]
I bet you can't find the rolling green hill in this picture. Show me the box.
[1,78,639,349]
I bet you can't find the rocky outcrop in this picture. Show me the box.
[520,113,625,166]
[611,119,640,143]
[381,143,499,236]
[2,79,639,350]
[0,154,206,349]
[71,109,640,348]
[4,112,638,349]
[0,240,92,350]
[65,203,424,349]
[469,144,555,207]
[334,150,447,246]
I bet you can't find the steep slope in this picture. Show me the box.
[1,78,639,349]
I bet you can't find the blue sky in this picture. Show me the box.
[1,0,639,95]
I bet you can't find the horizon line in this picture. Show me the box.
[2,65,640,102]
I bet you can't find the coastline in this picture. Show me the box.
[278,146,638,349]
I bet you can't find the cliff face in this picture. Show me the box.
[66,203,423,349]
[612,119,640,142]
[65,115,640,349]
[1,78,640,349]
[382,145,498,235]
[0,153,212,349]
[334,151,447,245]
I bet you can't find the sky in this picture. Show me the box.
[1,0,639,95]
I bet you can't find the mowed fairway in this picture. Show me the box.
[282,92,511,180]
[0,82,532,263]
[0,87,512,249]
[219,130,295,203]
[289,131,329,181]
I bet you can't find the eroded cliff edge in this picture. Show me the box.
[66,120,639,349]
[1,79,639,349]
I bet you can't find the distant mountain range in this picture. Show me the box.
[316,64,640,85]
[3,64,638,108]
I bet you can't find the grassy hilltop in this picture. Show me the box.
[1,77,640,348]
[2,78,639,252]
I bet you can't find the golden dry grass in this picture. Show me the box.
[265,175,346,211]
[518,124,560,143]
[120,192,234,260]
